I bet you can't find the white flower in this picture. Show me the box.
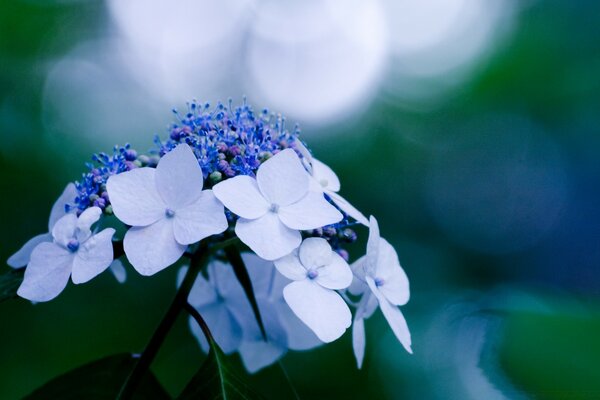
[7,183,77,268]
[185,253,321,373]
[213,148,342,260]
[274,237,353,342]
[236,253,321,373]
[350,216,412,368]
[295,140,368,226]
[107,144,228,275]
[17,207,115,302]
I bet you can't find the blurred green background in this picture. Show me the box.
[1,0,600,399]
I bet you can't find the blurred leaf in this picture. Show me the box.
[224,245,267,340]
[500,311,600,400]
[178,319,265,400]
[0,268,24,303]
[24,353,170,400]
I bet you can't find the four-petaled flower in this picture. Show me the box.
[213,148,343,260]
[350,216,412,368]
[17,207,115,302]
[274,237,353,342]
[107,144,228,275]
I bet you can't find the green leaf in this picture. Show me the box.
[177,334,266,400]
[24,353,170,400]
[0,268,24,303]
[224,246,267,340]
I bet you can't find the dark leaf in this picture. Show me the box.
[177,329,266,400]
[0,268,24,303]
[24,353,170,400]
[224,246,267,340]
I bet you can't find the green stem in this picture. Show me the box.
[117,242,211,400]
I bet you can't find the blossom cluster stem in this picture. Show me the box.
[117,242,211,400]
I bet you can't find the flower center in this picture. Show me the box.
[269,203,280,214]
[307,269,319,280]
[67,239,80,253]
[374,277,385,287]
[165,208,176,218]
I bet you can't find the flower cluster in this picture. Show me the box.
[7,101,411,371]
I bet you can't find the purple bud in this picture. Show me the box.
[336,249,349,262]
[124,149,138,161]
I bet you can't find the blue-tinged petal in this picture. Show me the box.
[109,259,127,284]
[106,167,165,227]
[328,191,369,226]
[278,191,343,231]
[123,218,186,275]
[352,315,366,369]
[7,233,52,268]
[213,175,269,219]
[367,277,412,354]
[256,148,309,206]
[51,214,77,248]
[71,228,115,284]
[17,242,74,302]
[155,143,204,209]
[236,213,301,261]
[283,280,351,343]
[172,190,227,245]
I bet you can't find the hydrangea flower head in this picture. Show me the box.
[17,207,115,302]
[7,99,412,382]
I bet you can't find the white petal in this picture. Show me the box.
[273,251,306,281]
[275,299,323,351]
[278,192,343,230]
[51,214,77,247]
[109,259,127,284]
[368,277,412,354]
[48,183,78,230]
[294,139,313,165]
[256,148,308,206]
[239,340,287,374]
[235,213,301,261]
[348,255,367,295]
[194,302,244,354]
[298,237,332,269]
[123,218,186,275]
[311,158,341,192]
[17,242,74,302]
[155,143,204,209]
[213,175,269,219]
[376,239,410,306]
[352,315,366,369]
[173,190,228,245]
[106,168,165,227]
[328,192,369,226]
[315,252,353,290]
[283,280,351,343]
[7,233,52,268]
[365,216,380,276]
[75,206,102,242]
[187,273,218,308]
[241,253,280,296]
[71,228,115,284]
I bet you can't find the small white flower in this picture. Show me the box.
[296,140,368,226]
[213,148,343,260]
[17,207,115,302]
[107,144,228,275]
[274,237,353,342]
[350,216,412,368]
[7,183,77,268]
[185,253,321,373]
[236,253,321,373]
